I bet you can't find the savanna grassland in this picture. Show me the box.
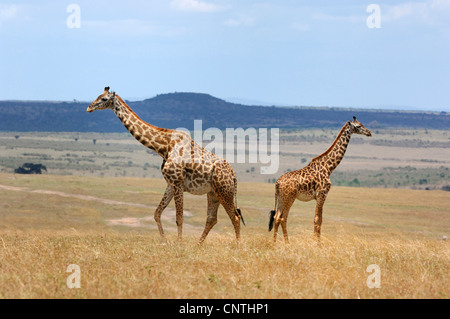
[0,173,448,299]
[1,128,449,189]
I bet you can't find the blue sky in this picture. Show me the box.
[0,0,449,111]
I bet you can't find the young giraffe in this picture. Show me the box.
[269,117,372,242]
[87,87,245,244]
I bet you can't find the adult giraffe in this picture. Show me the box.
[269,117,372,242]
[87,87,245,244]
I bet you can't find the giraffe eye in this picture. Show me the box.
[101,98,108,101]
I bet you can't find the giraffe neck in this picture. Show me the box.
[311,123,352,176]
[112,96,173,159]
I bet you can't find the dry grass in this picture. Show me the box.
[0,173,449,299]
[1,231,448,299]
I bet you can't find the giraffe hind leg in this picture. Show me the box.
[281,218,289,243]
[272,209,283,242]
[274,198,294,243]
[198,191,220,245]
[211,162,242,242]
[212,186,241,242]
[273,216,280,242]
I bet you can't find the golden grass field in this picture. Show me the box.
[0,173,449,299]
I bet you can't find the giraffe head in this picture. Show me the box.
[86,87,116,113]
[347,116,372,137]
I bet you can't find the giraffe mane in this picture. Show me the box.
[310,122,349,162]
[115,94,173,133]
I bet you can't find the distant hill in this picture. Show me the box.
[0,92,448,132]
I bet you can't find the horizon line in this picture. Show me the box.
[0,92,447,114]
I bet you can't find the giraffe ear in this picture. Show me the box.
[112,91,116,97]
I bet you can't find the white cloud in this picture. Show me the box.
[383,2,429,22]
[430,0,450,9]
[383,0,450,25]
[83,19,187,37]
[312,12,364,24]
[224,16,255,27]
[170,0,227,13]
[0,4,20,22]
[291,22,310,32]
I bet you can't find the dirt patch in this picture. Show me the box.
[0,183,196,231]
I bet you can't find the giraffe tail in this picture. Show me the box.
[236,207,245,226]
[233,177,245,226]
[268,183,279,232]
[268,210,276,232]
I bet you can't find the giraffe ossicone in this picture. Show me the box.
[87,87,245,244]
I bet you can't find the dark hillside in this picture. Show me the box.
[0,93,448,132]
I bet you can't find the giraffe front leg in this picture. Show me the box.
[172,185,184,242]
[313,191,328,238]
[154,186,173,244]
[313,209,322,237]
